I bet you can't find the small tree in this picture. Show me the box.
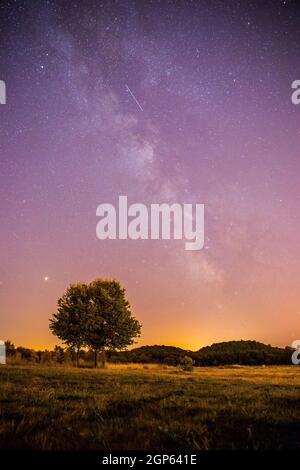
[5,340,15,357]
[53,345,65,364]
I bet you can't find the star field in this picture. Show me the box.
[0,0,299,349]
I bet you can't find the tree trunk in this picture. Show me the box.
[100,350,106,368]
[76,348,79,368]
[94,350,98,368]
[94,350,106,368]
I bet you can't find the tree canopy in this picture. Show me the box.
[49,278,141,367]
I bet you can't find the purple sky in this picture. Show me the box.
[0,0,300,350]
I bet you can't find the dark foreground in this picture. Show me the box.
[0,364,299,449]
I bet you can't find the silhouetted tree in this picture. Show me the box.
[5,340,15,357]
[50,279,141,368]
[53,345,65,364]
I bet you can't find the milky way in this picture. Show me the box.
[0,0,299,349]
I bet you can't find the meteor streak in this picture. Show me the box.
[125,84,143,111]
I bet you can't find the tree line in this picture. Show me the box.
[4,341,294,368]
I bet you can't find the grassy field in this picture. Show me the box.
[0,364,300,450]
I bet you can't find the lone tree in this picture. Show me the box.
[50,279,141,368]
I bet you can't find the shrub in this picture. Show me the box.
[180,355,194,372]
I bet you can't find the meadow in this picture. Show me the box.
[0,364,299,450]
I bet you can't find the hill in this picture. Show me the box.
[192,340,292,366]
[109,340,292,366]
[109,345,188,365]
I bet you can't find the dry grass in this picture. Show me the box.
[0,364,300,449]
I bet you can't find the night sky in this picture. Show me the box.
[0,0,299,350]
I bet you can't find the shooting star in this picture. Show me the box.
[125,84,144,112]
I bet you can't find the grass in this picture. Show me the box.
[0,364,300,449]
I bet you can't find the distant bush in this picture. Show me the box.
[180,355,194,372]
